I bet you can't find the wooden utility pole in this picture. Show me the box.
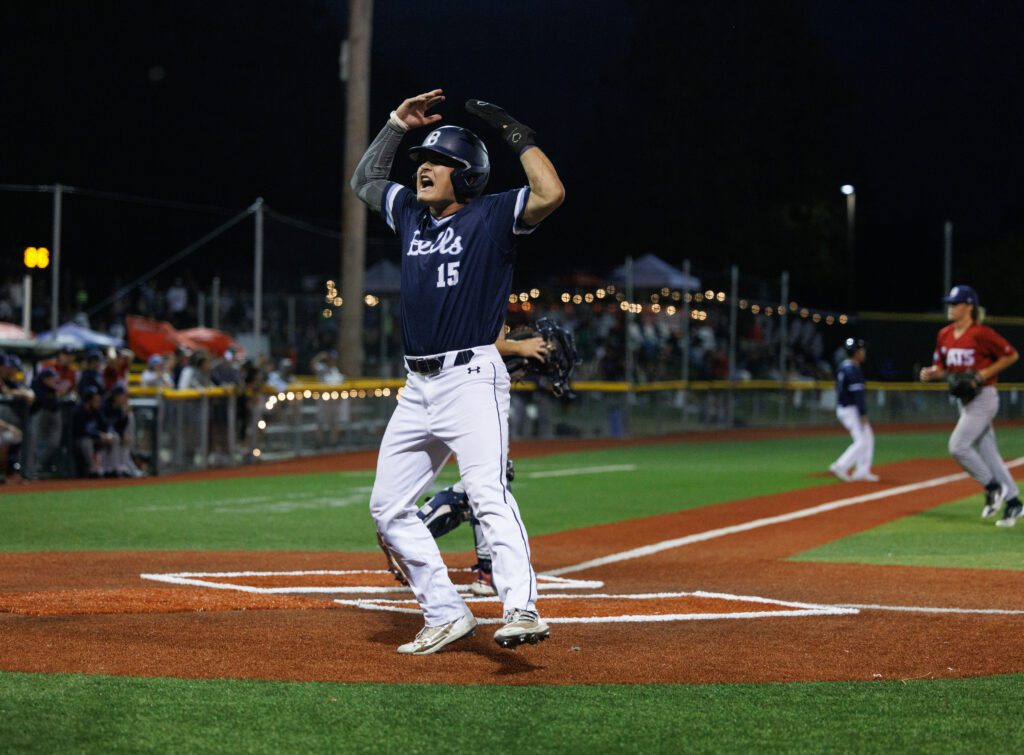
[339,0,373,377]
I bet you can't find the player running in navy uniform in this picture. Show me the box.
[920,285,1023,526]
[351,90,564,654]
[830,338,878,482]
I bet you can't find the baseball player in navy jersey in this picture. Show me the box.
[350,89,565,654]
[830,338,878,482]
[920,285,1023,526]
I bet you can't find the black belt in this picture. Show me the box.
[405,349,475,375]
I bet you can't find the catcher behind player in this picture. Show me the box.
[380,318,580,593]
[919,285,1023,526]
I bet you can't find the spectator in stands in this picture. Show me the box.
[0,417,21,483]
[166,277,188,327]
[103,348,133,392]
[0,353,34,479]
[170,346,190,387]
[26,367,62,479]
[266,358,293,393]
[40,346,78,396]
[73,387,118,478]
[178,350,213,389]
[238,360,265,444]
[140,354,174,388]
[102,385,142,477]
[77,350,106,397]
[210,349,242,387]
[311,350,345,446]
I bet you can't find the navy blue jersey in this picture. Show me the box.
[381,182,536,356]
[836,359,867,416]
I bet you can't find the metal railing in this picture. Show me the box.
[5,381,1022,480]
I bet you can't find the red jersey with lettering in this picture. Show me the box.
[933,323,1017,385]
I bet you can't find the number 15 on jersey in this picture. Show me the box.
[436,261,460,288]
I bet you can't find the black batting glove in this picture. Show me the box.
[466,100,536,154]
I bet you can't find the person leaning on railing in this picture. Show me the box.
[140,354,175,389]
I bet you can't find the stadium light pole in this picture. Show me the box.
[841,184,856,309]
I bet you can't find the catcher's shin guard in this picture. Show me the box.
[417,486,471,538]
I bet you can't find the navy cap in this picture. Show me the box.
[942,285,979,306]
[37,367,58,381]
[80,386,100,401]
[84,349,103,362]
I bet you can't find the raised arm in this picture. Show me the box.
[350,89,446,212]
[466,99,565,225]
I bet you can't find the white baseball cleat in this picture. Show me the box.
[469,578,498,597]
[995,501,1022,528]
[851,472,880,482]
[829,463,852,482]
[397,613,476,655]
[982,485,1007,519]
[493,609,550,649]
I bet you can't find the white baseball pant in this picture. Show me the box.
[369,344,538,626]
[834,405,874,478]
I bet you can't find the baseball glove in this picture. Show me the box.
[504,318,581,397]
[948,370,982,403]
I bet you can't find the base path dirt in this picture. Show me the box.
[2,455,1024,685]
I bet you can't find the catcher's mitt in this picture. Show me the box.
[948,370,982,403]
[504,318,581,397]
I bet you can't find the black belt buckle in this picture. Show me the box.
[407,356,442,375]
[406,350,474,375]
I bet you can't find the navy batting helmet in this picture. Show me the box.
[408,125,490,200]
[844,337,867,355]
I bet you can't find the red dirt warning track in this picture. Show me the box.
[1,455,1023,685]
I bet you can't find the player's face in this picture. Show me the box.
[415,157,458,206]
[946,302,969,321]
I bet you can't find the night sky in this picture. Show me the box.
[2,1,1022,315]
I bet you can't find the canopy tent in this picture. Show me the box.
[36,323,124,349]
[363,259,402,294]
[608,254,701,291]
[0,322,31,340]
[126,315,244,359]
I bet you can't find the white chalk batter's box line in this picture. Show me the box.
[334,590,860,624]
[138,569,604,595]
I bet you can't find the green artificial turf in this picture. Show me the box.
[792,494,1024,570]
[0,670,1021,753]
[3,429,1009,553]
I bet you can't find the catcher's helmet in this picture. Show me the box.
[843,337,867,355]
[409,125,490,200]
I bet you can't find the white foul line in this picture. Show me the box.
[545,457,1024,577]
[838,603,1024,616]
[524,464,637,479]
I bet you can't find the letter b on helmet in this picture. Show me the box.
[409,125,490,200]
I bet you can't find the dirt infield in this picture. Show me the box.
[2,454,1024,685]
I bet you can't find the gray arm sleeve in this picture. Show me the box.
[349,122,406,213]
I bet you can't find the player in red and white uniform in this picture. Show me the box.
[919,285,1022,526]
